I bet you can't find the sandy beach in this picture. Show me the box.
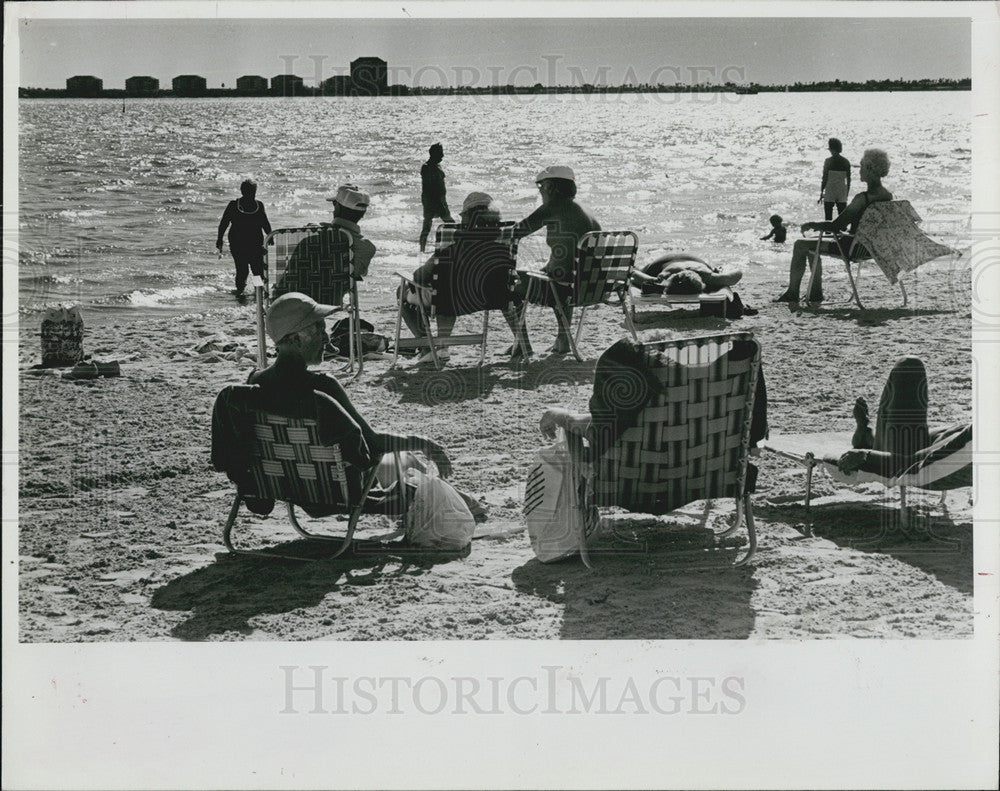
[15,252,974,642]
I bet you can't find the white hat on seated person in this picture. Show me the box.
[265,292,339,343]
[535,165,575,183]
[326,184,370,210]
[461,191,495,213]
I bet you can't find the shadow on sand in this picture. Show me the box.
[510,525,758,639]
[151,539,468,640]
[754,498,973,595]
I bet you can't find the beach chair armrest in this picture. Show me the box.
[393,272,433,294]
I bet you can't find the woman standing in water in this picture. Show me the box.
[216,179,273,295]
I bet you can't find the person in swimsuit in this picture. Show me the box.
[216,179,273,294]
[419,143,455,253]
[512,165,601,356]
[829,356,971,480]
[776,148,892,303]
[631,253,743,295]
[819,138,852,220]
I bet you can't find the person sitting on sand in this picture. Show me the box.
[400,191,532,364]
[512,165,601,356]
[630,253,743,295]
[216,179,273,295]
[272,184,376,302]
[829,356,972,480]
[760,214,787,244]
[776,148,892,304]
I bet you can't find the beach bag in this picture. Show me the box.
[404,469,476,550]
[524,431,600,563]
[700,291,745,319]
[40,306,85,367]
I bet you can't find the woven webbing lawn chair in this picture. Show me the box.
[518,230,639,362]
[803,200,956,310]
[212,384,396,560]
[262,225,364,378]
[391,222,519,369]
[762,425,971,542]
[571,332,763,567]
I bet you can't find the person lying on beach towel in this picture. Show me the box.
[630,253,743,295]
[213,292,460,518]
[399,191,532,363]
[828,356,972,484]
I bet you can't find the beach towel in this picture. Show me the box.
[853,201,954,285]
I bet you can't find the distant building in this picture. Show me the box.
[125,76,159,96]
[271,74,304,96]
[236,75,268,94]
[351,57,387,96]
[172,74,207,96]
[321,75,352,96]
[66,75,103,97]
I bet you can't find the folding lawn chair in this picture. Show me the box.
[212,384,402,560]
[803,200,956,310]
[518,230,639,362]
[262,225,365,378]
[762,425,972,541]
[391,222,519,369]
[567,332,764,567]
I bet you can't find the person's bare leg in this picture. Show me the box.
[551,303,573,354]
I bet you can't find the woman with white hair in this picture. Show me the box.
[775,148,892,303]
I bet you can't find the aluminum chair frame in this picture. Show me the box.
[262,225,364,379]
[391,222,519,370]
[517,230,639,362]
[568,332,762,567]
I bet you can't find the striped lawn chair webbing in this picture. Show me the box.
[570,231,638,308]
[429,222,521,317]
[247,411,353,507]
[268,226,354,306]
[593,334,760,514]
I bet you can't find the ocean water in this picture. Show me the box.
[17,91,971,323]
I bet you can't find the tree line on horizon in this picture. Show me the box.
[19,76,971,99]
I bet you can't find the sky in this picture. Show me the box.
[15,11,972,90]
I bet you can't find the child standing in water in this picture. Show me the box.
[819,137,851,220]
[761,214,787,243]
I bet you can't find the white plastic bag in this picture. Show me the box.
[524,431,599,563]
[404,469,476,550]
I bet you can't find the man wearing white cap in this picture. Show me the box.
[326,184,377,279]
[272,184,376,303]
[246,292,453,483]
[513,166,601,354]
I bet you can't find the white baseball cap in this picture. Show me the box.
[535,165,575,183]
[461,191,495,213]
[326,184,370,210]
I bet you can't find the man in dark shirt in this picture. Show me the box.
[250,293,452,474]
[419,143,455,252]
